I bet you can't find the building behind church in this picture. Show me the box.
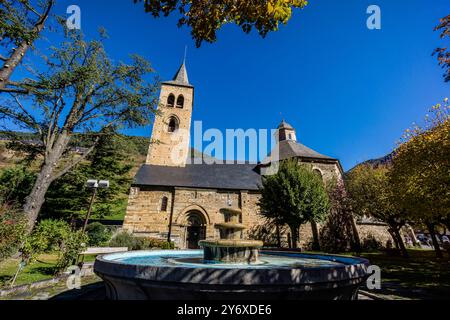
[123,62,391,249]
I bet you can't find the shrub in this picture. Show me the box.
[22,219,87,273]
[0,204,27,262]
[109,231,174,250]
[55,230,88,272]
[108,231,137,250]
[23,219,72,255]
[86,222,112,246]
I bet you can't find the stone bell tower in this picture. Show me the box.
[146,61,194,167]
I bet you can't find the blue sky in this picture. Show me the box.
[11,0,450,170]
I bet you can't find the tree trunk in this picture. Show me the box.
[23,133,70,233]
[392,226,409,258]
[289,225,299,249]
[388,228,400,249]
[276,224,281,248]
[0,1,52,90]
[349,214,361,253]
[427,223,443,259]
[310,220,321,251]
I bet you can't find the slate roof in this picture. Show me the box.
[260,140,336,164]
[133,162,262,191]
[278,120,294,130]
[162,61,193,88]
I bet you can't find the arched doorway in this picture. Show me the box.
[185,211,207,249]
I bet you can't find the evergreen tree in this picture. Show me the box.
[43,134,135,220]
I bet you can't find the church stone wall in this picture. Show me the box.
[122,185,394,250]
[122,186,173,235]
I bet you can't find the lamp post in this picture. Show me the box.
[81,179,109,234]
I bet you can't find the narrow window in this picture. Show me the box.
[167,94,175,107]
[161,196,168,211]
[176,95,184,108]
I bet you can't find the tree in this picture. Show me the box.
[346,164,409,257]
[433,14,450,82]
[259,159,330,249]
[0,28,159,233]
[135,0,308,47]
[0,0,55,92]
[320,179,361,253]
[389,100,450,258]
[42,133,135,220]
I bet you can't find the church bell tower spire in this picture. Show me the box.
[145,60,194,167]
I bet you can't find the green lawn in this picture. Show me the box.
[359,249,450,299]
[0,254,58,288]
[0,253,97,289]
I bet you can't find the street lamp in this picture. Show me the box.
[81,179,109,234]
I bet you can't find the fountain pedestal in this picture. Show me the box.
[199,208,263,263]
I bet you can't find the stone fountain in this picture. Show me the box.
[94,208,371,300]
[199,208,263,263]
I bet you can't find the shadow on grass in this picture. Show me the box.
[361,249,450,300]
[28,266,58,277]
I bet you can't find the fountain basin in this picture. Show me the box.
[94,250,370,300]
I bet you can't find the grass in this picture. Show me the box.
[358,249,450,299]
[0,253,97,289]
[0,254,58,288]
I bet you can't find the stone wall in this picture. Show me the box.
[123,184,394,250]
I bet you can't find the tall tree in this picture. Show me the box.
[0,29,159,233]
[346,164,409,257]
[0,0,54,92]
[433,14,450,82]
[259,160,330,249]
[389,100,450,258]
[135,0,308,47]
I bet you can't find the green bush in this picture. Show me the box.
[55,230,88,272]
[22,219,87,273]
[109,231,174,250]
[108,231,137,250]
[0,204,27,262]
[23,219,72,255]
[86,222,112,246]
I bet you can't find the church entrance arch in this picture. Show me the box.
[185,211,207,249]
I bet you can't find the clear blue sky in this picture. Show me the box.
[15,0,450,170]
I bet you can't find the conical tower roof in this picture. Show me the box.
[162,60,193,88]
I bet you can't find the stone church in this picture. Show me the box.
[122,61,389,249]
